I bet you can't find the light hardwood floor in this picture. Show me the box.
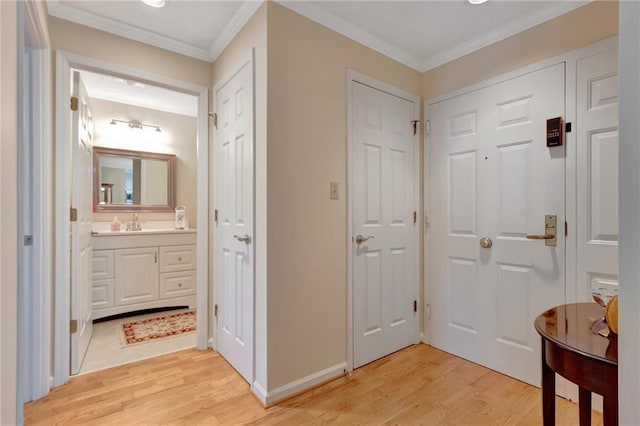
[24,344,602,425]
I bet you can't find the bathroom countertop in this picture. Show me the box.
[92,228,197,236]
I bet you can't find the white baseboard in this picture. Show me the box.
[207,337,213,348]
[252,380,268,405]
[254,361,347,406]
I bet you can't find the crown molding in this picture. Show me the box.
[209,0,263,62]
[25,0,51,48]
[276,1,423,72]
[419,1,590,72]
[46,0,212,62]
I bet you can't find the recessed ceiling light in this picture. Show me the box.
[141,0,165,8]
[468,0,488,4]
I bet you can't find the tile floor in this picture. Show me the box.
[79,309,197,375]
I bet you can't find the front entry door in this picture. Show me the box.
[214,55,254,383]
[70,71,94,374]
[351,81,417,368]
[429,63,566,386]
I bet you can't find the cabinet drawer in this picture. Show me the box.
[160,270,196,298]
[92,250,114,280]
[159,245,196,273]
[92,279,114,309]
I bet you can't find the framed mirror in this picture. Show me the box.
[93,146,176,212]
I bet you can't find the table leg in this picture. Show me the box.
[578,387,591,426]
[541,339,555,426]
[603,365,618,426]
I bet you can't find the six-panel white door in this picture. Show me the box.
[429,63,566,386]
[352,81,417,368]
[70,71,94,375]
[214,56,254,383]
[577,49,619,302]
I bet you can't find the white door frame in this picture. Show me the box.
[53,51,209,386]
[211,49,255,384]
[16,0,52,408]
[346,70,421,371]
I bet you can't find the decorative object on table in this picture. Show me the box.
[591,286,618,335]
[119,310,196,347]
[605,294,619,334]
[175,206,186,229]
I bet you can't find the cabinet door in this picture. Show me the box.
[114,247,159,306]
[92,279,114,309]
[92,250,114,280]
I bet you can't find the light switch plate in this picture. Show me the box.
[330,182,339,200]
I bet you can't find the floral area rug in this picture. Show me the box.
[119,310,196,347]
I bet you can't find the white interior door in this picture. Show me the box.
[214,56,254,383]
[429,63,566,386]
[576,49,619,302]
[70,71,94,375]
[351,81,417,369]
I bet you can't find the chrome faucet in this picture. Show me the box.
[127,213,142,231]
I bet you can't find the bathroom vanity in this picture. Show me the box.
[91,226,196,320]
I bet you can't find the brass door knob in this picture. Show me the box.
[479,237,493,248]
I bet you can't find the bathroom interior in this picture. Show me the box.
[78,69,199,374]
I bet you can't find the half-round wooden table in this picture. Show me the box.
[534,303,618,426]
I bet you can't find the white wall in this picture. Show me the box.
[91,98,198,227]
[1,1,19,424]
[618,2,640,423]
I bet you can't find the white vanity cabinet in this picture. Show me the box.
[91,230,196,319]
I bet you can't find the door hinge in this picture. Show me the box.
[413,300,417,313]
[426,304,431,320]
[425,120,431,135]
[70,96,79,112]
[70,207,78,222]
[565,220,568,236]
[214,304,218,318]
[413,211,417,224]
[411,120,420,136]
[70,319,78,334]
[212,113,218,129]
[214,209,218,225]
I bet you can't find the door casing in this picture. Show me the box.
[346,70,422,372]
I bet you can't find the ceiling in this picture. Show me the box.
[49,0,589,72]
[53,0,588,115]
[80,70,198,117]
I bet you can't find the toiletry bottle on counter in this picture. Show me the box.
[111,216,121,232]
[175,206,186,230]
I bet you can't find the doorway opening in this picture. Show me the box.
[53,52,209,386]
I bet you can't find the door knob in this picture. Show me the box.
[479,237,492,248]
[526,214,557,247]
[234,234,251,243]
[355,235,374,245]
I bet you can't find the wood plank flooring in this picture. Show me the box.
[24,344,602,425]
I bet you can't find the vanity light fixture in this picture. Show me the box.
[141,0,165,8]
[110,119,162,133]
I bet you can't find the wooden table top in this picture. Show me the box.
[534,302,617,366]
